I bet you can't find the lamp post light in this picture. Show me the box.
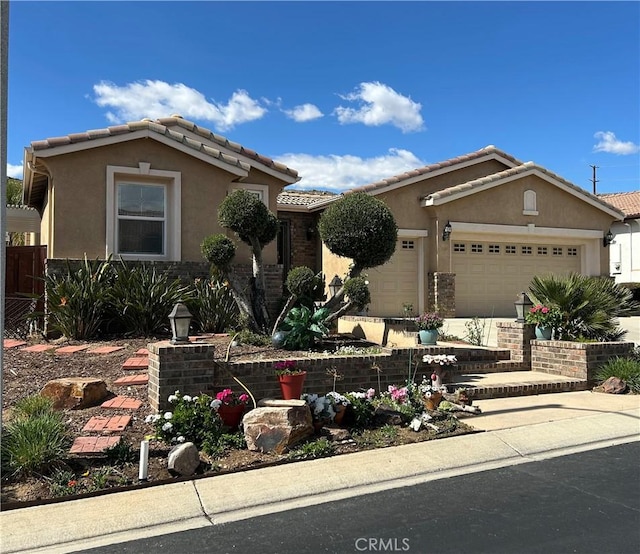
[442,221,452,241]
[328,275,343,298]
[514,291,533,323]
[603,229,614,247]
[169,302,192,344]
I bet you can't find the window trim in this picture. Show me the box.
[106,164,181,261]
[232,183,270,206]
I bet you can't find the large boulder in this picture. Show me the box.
[602,376,628,394]
[41,377,109,410]
[168,442,201,476]
[243,400,313,454]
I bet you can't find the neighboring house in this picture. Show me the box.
[5,204,40,245]
[21,116,300,314]
[598,191,640,284]
[282,146,625,318]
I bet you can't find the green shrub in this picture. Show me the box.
[45,257,114,339]
[529,273,639,341]
[288,438,334,460]
[12,395,55,419]
[596,357,640,393]
[318,192,397,270]
[464,317,486,346]
[105,439,137,465]
[1,410,70,478]
[218,190,278,247]
[235,329,272,346]
[148,391,225,456]
[106,261,193,337]
[281,306,330,350]
[187,275,239,333]
[201,234,236,269]
[343,276,371,310]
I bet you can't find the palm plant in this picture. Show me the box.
[528,273,639,341]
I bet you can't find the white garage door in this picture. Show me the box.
[366,239,419,317]
[453,241,581,317]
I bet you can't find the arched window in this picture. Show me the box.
[523,190,538,215]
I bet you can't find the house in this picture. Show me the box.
[597,191,640,284]
[278,146,625,318]
[21,116,300,314]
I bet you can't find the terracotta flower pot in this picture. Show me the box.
[424,392,443,411]
[217,404,246,431]
[333,404,346,425]
[278,371,307,400]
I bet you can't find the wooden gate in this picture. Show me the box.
[4,246,46,337]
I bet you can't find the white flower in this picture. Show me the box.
[210,399,222,410]
[182,395,192,402]
[163,412,173,420]
[192,396,199,402]
[167,394,178,403]
[177,436,185,443]
[145,414,159,423]
[162,422,173,432]
[409,418,422,432]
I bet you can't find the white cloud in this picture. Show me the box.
[6,163,23,179]
[593,131,640,155]
[334,82,424,133]
[275,148,425,191]
[284,103,323,122]
[93,80,267,131]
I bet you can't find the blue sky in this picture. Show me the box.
[6,1,640,194]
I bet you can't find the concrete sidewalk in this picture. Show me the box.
[2,390,639,554]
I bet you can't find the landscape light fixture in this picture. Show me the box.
[603,230,614,247]
[442,221,452,241]
[514,291,533,323]
[169,302,192,344]
[328,275,343,298]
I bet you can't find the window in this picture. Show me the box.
[471,243,483,253]
[117,183,165,255]
[488,244,500,254]
[505,245,517,254]
[106,164,181,261]
[523,190,538,215]
[521,246,532,255]
[567,247,578,257]
[402,240,415,249]
[553,247,563,256]
[453,243,465,252]
[537,246,548,256]
[232,183,269,206]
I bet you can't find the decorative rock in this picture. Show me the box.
[373,406,404,426]
[258,398,307,408]
[602,376,627,394]
[243,405,313,454]
[41,377,109,410]
[167,442,201,476]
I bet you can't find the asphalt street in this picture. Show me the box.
[81,442,640,554]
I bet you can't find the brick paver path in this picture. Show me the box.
[87,346,126,354]
[55,345,90,355]
[20,344,56,353]
[134,348,149,357]
[69,436,121,454]
[3,339,27,349]
[82,415,132,434]
[100,396,143,410]
[113,374,149,386]
[122,356,148,370]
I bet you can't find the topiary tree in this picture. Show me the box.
[271,266,325,335]
[200,190,279,333]
[318,192,397,324]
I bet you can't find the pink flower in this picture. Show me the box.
[239,393,249,403]
[216,388,234,403]
[366,388,376,399]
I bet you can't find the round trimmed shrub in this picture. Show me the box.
[218,189,277,247]
[318,192,397,270]
[286,266,316,297]
[201,234,236,268]
[343,276,371,309]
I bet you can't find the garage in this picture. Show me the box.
[453,240,581,317]
[366,238,420,317]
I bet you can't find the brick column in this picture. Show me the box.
[428,272,455,317]
[148,341,217,411]
[497,321,535,367]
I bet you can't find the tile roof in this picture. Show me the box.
[423,162,626,218]
[598,191,640,219]
[277,189,337,207]
[345,145,523,195]
[29,116,299,181]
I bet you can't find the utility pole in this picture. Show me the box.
[590,164,599,194]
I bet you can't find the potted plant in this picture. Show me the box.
[301,393,336,432]
[525,304,562,340]
[274,360,307,399]
[210,388,250,430]
[326,391,351,425]
[415,312,444,345]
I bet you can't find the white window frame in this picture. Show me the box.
[232,183,270,206]
[106,164,181,261]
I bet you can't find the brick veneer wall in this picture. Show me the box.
[148,341,435,411]
[497,322,536,364]
[531,340,635,383]
[427,272,455,316]
[280,211,320,272]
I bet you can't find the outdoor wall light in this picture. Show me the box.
[603,229,614,247]
[442,221,453,241]
[169,302,192,344]
[328,275,343,298]
[514,291,533,323]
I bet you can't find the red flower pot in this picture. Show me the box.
[217,404,246,430]
[278,371,307,400]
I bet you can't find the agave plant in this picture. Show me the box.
[528,273,639,341]
[280,306,330,350]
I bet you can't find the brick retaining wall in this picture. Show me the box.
[497,322,536,364]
